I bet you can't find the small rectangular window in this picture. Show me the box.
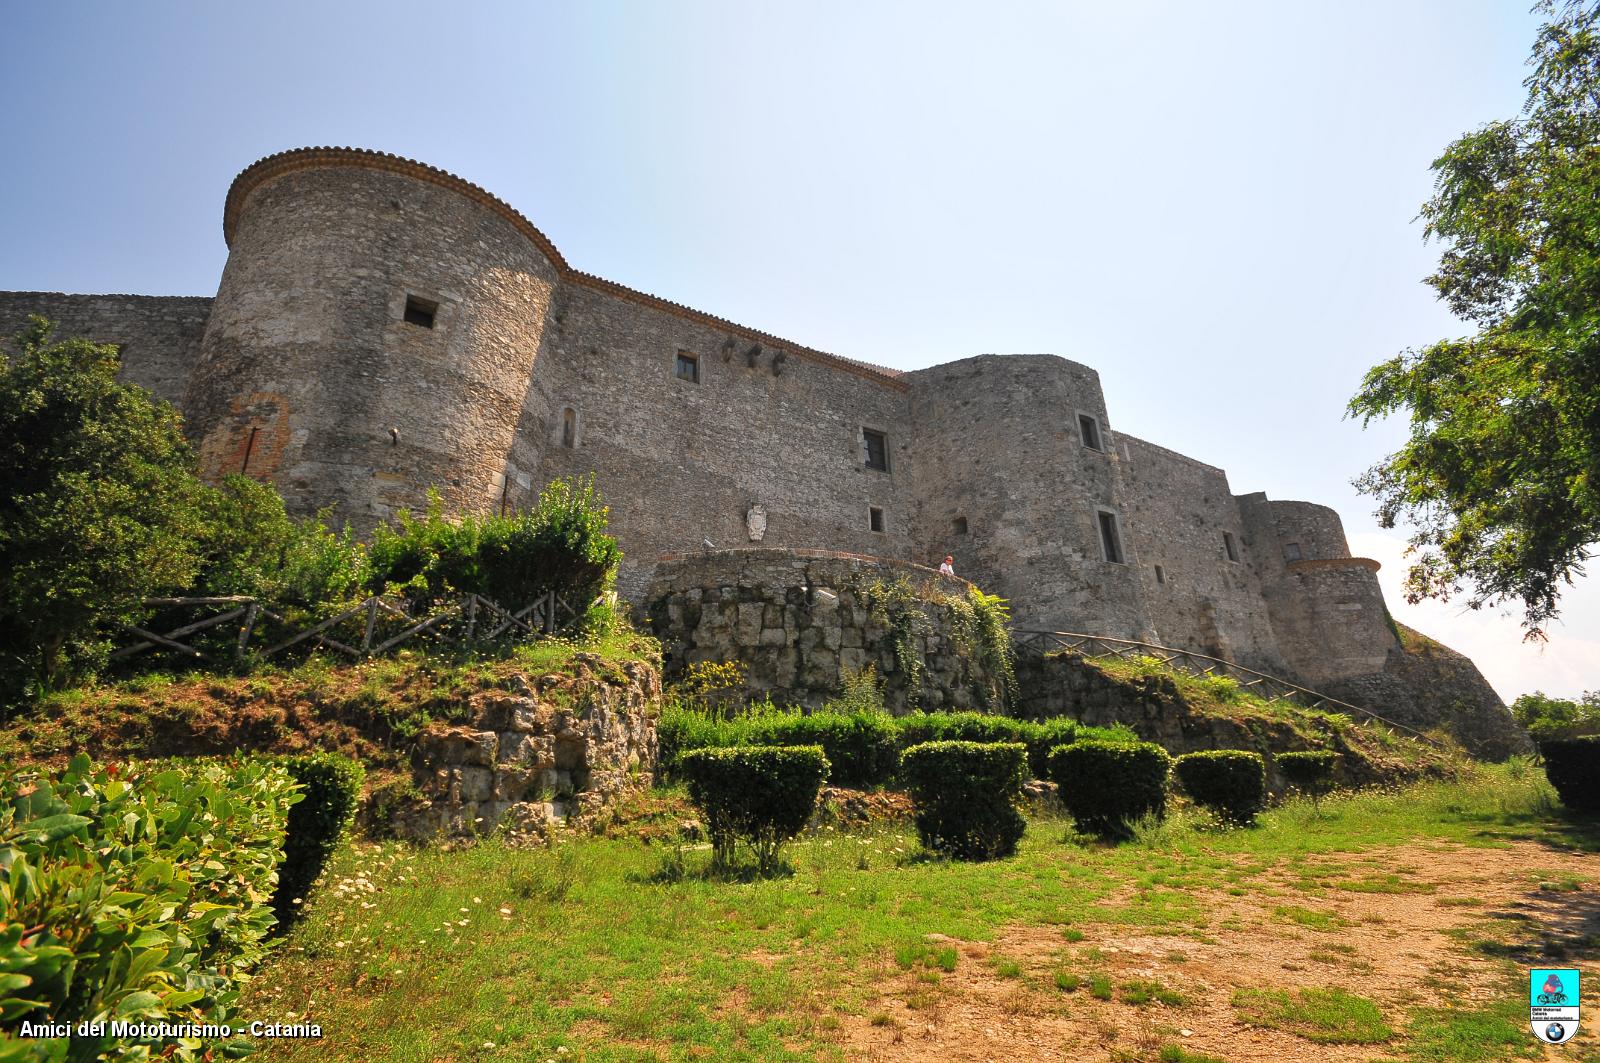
[404,295,437,328]
[675,351,699,383]
[1097,510,1124,564]
[1224,531,1239,562]
[1078,413,1102,451]
[863,428,889,472]
[1154,564,1165,584]
[1284,541,1302,561]
[952,516,968,536]
[869,506,885,533]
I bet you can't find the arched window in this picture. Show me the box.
[561,407,577,448]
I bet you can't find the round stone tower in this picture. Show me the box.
[904,354,1153,639]
[185,148,564,529]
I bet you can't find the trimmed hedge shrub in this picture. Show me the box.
[0,754,298,1060]
[899,741,1028,860]
[269,752,366,920]
[680,745,830,872]
[1276,750,1339,804]
[1048,739,1171,838]
[1173,750,1266,824]
[1539,736,1600,812]
[744,710,899,788]
[894,713,1094,779]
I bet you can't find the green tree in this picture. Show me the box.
[0,317,206,701]
[1347,1,1600,636]
[1510,689,1600,741]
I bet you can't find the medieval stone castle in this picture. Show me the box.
[0,147,1512,741]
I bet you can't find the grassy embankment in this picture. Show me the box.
[238,762,1596,1062]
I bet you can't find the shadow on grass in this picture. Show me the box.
[1453,807,1600,853]
[631,849,797,885]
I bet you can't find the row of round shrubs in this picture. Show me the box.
[677,738,1343,867]
[659,707,1121,787]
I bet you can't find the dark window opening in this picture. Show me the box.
[863,429,889,471]
[675,351,699,383]
[869,506,885,533]
[1097,511,1124,564]
[1154,564,1165,584]
[403,295,437,328]
[1223,531,1239,562]
[1284,541,1302,561]
[953,516,968,536]
[1078,413,1102,451]
[561,407,576,448]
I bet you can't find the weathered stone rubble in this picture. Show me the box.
[396,654,658,839]
[644,550,1006,711]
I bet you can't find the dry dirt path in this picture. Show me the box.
[837,839,1600,1062]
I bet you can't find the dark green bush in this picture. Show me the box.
[1048,739,1171,838]
[1276,750,1339,803]
[744,710,899,787]
[0,754,297,1060]
[1173,749,1266,824]
[899,741,1028,860]
[680,745,830,872]
[367,475,621,611]
[1539,736,1600,812]
[269,752,366,920]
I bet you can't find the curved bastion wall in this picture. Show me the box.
[185,150,561,529]
[643,549,1009,711]
[904,354,1153,641]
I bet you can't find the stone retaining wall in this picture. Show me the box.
[397,653,658,838]
[642,549,1007,711]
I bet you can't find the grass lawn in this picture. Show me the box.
[240,762,1599,1062]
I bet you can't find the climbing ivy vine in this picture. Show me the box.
[857,575,1016,710]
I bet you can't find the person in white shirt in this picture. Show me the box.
[939,555,955,577]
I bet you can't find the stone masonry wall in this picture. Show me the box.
[1322,623,1528,761]
[0,292,212,410]
[904,355,1153,640]
[1118,435,1288,674]
[643,549,1004,711]
[399,653,659,839]
[187,157,559,530]
[0,147,1506,716]
[525,282,917,604]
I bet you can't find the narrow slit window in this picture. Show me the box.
[1078,413,1103,451]
[403,295,437,328]
[869,506,885,533]
[561,407,577,448]
[863,429,889,472]
[1224,531,1239,562]
[1284,541,1302,561]
[1154,564,1165,584]
[952,516,968,535]
[1097,510,1124,564]
[675,351,699,383]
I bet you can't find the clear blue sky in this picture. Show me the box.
[2,1,1592,699]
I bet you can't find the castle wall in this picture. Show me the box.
[185,159,559,529]
[0,292,212,410]
[0,147,1514,741]
[524,282,918,603]
[1117,436,1288,674]
[904,355,1152,640]
[1237,495,1398,685]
